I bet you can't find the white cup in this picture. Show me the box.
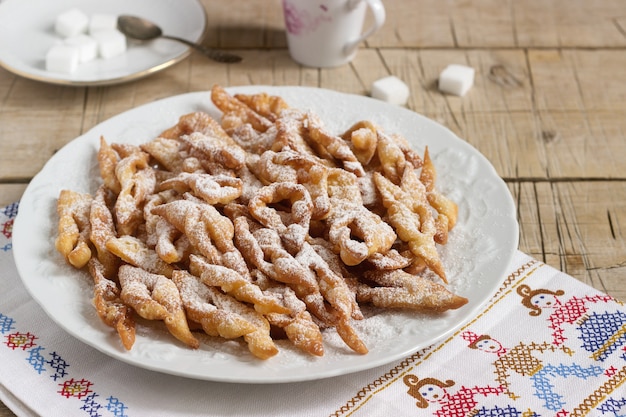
[282,0,385,68]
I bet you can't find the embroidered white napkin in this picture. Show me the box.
[1,202,625,417]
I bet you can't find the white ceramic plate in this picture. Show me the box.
[0,0,207,86]
[13,86,519,383]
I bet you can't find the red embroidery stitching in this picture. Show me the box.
[4,331,37,350]
[58,378,94,399]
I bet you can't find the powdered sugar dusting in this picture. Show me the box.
[14,87,518,383]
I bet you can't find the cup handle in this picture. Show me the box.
[343,0,386,56]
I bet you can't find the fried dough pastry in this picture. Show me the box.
[304,112,365,177]
[89,186,120,278]
[89,258,135,350]
[106,235,175,278]
[254,149,330,220]
[98,136,122,194]
[325,168,396,266]
[189,254,289,315]
[234,92,290,122]
[340,120,379,166]
[374,167,446,282]
[55,189,93,269]
[55,85,465,360]
[114,148,156,236]
[159,172,243,205]
[119,265,199,349]
[420,147,458,245]
[248,182,313,253]
[358,269,468,311]
[140,137,186,172]
[211,85,274,133]
[172,270,257,339]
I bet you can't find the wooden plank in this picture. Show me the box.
[514,0,626,48]
[201,0,286,49]
[202,0,626,50]
[0,404,14,417]
[0,184,27,207]
[367,0,455,48]
[530,49,626,113]
[429,109,626,181]
[0,78,85,181]
[513,181,626,300]
[449,0,516,48]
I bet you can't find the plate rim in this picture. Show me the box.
[0,0,209,86]
[12,86,519,383]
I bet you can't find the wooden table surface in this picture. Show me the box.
[1,0,625,415]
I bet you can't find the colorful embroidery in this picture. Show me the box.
[5,331,37,350]
[48,351,71,380]
[81,392,103,416]
[332,257,626,416]
[403,374,507,416]
[0,202,130,417]
[107,396,130,417]
[0,311,129,416]
[59,378,94,399]
[0,313,15,333]
[1,202,16,252]
[530,363,604,410]
[27,345,47,374]
[578,311,626,361]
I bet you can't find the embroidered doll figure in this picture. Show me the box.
[463,331,507,356]
[516,284,564,316]
[462,330,574,400]
[403,374,505,416]
[517,284,620,354]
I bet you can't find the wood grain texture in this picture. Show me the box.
[1,0,625,415]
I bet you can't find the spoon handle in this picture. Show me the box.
[161,35,242,63]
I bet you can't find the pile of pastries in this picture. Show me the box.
[54,85,467,359]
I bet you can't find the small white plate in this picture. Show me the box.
[0,0,207,86]
[13,86,519,383]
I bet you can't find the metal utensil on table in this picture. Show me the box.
[117,15,242,64]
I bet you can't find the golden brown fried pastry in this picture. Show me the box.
[55,189,93,269]
[89,258,135,350]
[119,265,199,348]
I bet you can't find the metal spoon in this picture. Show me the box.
[117,15,242,64]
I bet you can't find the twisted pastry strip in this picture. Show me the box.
[419,147,458,245]
[172,270,257,339]
[211,84,274,133]
[189,254,289,315]
[143,191,188,264]
[325,168,396,266]
[304,112,366,177]
[106,235,175,278]
[114,149,156,236]
[248,182,313,254]
[89,258,135,350]
[158,171,243,205]
[254,149,330,220]
[89,185,120,278]
[118,265,199,349]
[358,269,468,312]
[374,166,445,282]
[55,189,92,269]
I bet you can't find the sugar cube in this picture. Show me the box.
[55,8,89,38]
[438,64,475,96]
[92,29,127,59]
[64,34,98,63]
[45,45,80,73]
[371,76,410,106]
[89,14,118,35]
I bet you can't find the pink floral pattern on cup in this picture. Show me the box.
[283,1,332,36]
